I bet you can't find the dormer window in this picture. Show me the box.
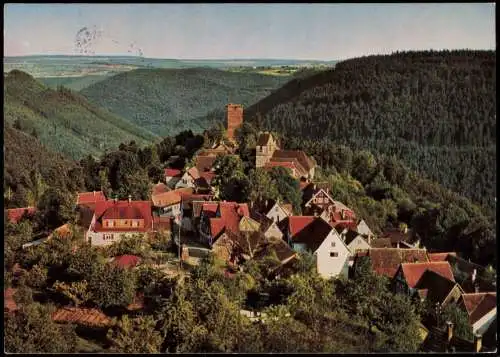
[132,220,139,227]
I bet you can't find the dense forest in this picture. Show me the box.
[80,67,290,135]
[243,50,496,214]
[4,70,157,160]
[233,123,496,267]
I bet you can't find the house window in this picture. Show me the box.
[103,233,114,241]
[331,242,336,247]
[330,252,338,257]
[109,220,114,227]
[132,221,139,227]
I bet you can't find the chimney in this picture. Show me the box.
[474,334,482,353]
[404,226,408,234]
[446,321,454,343]
[93,191,95,197]
[472,269,477,284]
[128,195,132,203]
[114,196,118,203]
[397,241,400,249]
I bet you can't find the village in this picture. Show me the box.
[5,104,497,353]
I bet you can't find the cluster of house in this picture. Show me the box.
[4,104,496,352]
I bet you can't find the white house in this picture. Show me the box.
[459,293,497,335]
[175,167,199,189]
[287,216,350,279]
[338,229,372,255]
[85,199,153,246]
[357,219,375,238]
[264,201,292,222]
[151,188,194,225]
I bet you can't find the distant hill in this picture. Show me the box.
[244,50,496,213]
[80,67,290,135]
[4,70,158,160]
[38,75,113,91]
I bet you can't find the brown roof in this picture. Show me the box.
[152,188,193,207]
[415,270,459,304]
[428,252,457,261]
[366,248,429,279]
[401,261,455,288]
[254,237,297,264]
[256,132,273,146]
[52,307,112,327]
[76,191,106,206]
[370,238,392,248]
[272,149,315,172]
[151,182,170,195]
[6,207,37,224]
[462,293,497,325]
[292,217,334,252]
[195,155,218,172]
[380,228,413,244]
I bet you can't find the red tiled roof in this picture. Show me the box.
[165,168,182,177]
[201,202,219,217]
[462,293,497,325]
[366,248,430,279]
[152,188,193,207]
[195,155,218,172]
[92,200,152,233]
[428,252,457,261]
[151,182,170,195]
[292,217,334,252]
[287,216,316,236]
[4,288,18,312]
[113,255,141,269]
[210,218,226,239]
[193,201,218,218]
[401,261,455,288]
[52,307,112,327]
[332,221,358,231]
[218,202,250,235]
[6,207,37,224]
[77,191,106,206]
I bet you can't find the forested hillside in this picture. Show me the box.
[38,74,112,91]
[244,50,496,214]
[3,125,83,209]
[80,67,290,135]
[4,70,158,160]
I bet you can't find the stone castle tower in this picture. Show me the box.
[226,104,244,141]
[255,132,279,168]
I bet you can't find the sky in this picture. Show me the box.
[3,3,496,60]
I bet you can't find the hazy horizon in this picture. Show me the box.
[4,4,496,60]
